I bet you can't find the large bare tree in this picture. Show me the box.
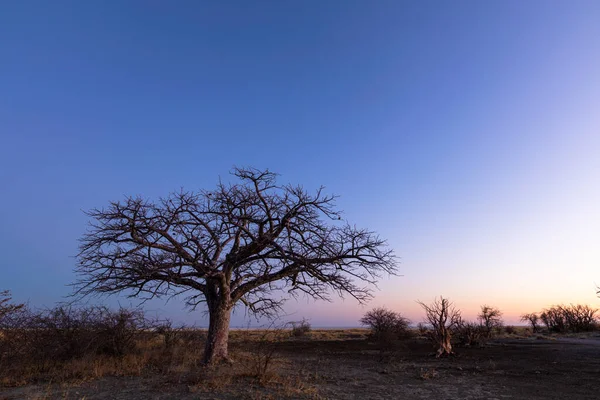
[75,168,397,363]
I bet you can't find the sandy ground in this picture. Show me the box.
[2,333,600,399]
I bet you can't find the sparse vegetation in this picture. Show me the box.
[239,326,287,382]
[153,318,180,349]
[0,304,150,384]
[453,304,504,347]
[533,304,598,333]
[455,320,487,347]
[1,296,600,399]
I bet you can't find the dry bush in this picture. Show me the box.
[478,305,503,338]
[0,301,217,388]
[94,307,147,356]
[0,304,155,386]
[540,307,566,333]
[0,296,31,369]
[454,320,487,347]
[560,304,598,332]
[153,319,184,350]
[289,318,311,338]
[29,306,103,362]
[361,307,411,363]
[538,304,598,333]
[360,307,411,342]
[417,322,429,335]
[504,325,517,335]
[28,306,146,359]
[238,326,287,383]
[0,290,24,320]
[177,328,207,346]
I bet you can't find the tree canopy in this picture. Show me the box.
[75,167,397,363]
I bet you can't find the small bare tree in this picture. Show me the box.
[418,297,461,357]
[477,305,503,338]
[360,307,410,341]
[75,168,397,364]
[520,312,540,333]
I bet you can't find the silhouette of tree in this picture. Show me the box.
[75,167,397,363]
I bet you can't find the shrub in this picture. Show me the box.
[454,320,486,347]
[29,306,102,361]
[290,318,311,337]
[477,305,503,338]
[504,325,517,335]
[94,307,146,356]
[154,319,181,349]
[360,307,410,342]
[538,304,597,333]
[417,322,430,336]
[0,290,24,321]
[560,304,597,332]
[0,300,31,366]
[540,307,566,333]
[0,304,148,373]
[238,323,287,382]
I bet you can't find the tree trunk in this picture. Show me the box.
[203,301,232,364]
[435,329,453,358]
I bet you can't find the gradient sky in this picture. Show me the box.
[1,1,599,327]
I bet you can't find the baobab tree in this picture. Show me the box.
[418,296,461,357]
[75,168,397,364]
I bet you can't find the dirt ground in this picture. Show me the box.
[2,331,600,400]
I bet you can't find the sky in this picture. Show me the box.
[1,1,599,327]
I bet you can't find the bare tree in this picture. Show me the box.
[477,305,503,338]
[360,307,410,341]
[520,312,540,333]
[417,297,461,357]
[75,168,397,364]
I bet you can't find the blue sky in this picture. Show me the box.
[1,1,599,326]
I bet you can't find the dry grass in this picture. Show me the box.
[0,326,368,388]
[3,327,600,400]
[0,326,325,399]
